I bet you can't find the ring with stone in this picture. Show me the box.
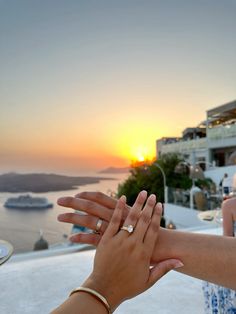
[94,218,103,234]
[120,224,134,234]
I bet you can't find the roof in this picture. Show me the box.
[182,127,206,138]
[207,100,236,124]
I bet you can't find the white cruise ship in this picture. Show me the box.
[4,195,53,209]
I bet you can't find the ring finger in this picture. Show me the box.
[119,190,147,237]
[58,213,108,234]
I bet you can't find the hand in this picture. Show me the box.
[57,191,129,245]
[82,191,183,311]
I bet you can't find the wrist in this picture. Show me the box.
[69,287,111,314]
[82,275,122,312]
[152,228,176,263]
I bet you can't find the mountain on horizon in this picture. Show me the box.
[0,172,112,193]
[99,166,130,174]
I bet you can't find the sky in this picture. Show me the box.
[0,0,236,175]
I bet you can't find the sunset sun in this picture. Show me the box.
[131,146,155,165]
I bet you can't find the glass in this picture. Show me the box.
[0,240,13,266]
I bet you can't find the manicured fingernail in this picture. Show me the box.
[156,202,163,214]
[57,197,67,204]
[120,195,126,203]
[140,190,147,197]
[174,261,184,269]
[149,194,156,202]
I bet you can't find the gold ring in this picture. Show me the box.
[120,224,134,234]
[94,218,103,234]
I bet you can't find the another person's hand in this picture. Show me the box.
[57,191,129,245]
[81,191,183,311]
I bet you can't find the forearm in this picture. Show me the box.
[154,228,236,289]
[51,292,108,314]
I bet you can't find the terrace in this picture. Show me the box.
[0,204,221,314]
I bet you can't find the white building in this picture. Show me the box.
[156,100,236,171]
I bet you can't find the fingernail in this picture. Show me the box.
[156,202,163,214]
[174,261,184,269]
[120,195,126,203]
[149,194,156,202]
[57,197,67,204]
[57,214,65,221]
[140,190,147,197]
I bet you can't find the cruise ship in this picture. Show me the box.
[4,195,53,209]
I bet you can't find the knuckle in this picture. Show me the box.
[86,200,96,212]
[132,246,146,260]
[76,191,86,198]
[94,191,103,201]
[141,212,151,224]
[111,213,120,225]
[82,215,91,225]
[128,211,139,222]
[161,265,170,276]
[151,219,160,232]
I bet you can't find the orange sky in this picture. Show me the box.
[1,1,236,174]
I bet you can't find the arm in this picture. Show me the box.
[51,293,108,314]
[222,199,234,236]
[53,192,180,313]
[57,191,236,290]
[154,228,236,289]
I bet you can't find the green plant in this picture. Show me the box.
[117,153,192,205]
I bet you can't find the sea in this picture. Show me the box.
[0,172,129,254]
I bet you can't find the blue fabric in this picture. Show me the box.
[203,279,236,313]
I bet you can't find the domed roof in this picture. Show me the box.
[34,230,48,251]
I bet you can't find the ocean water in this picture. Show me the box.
[0,173,128,254]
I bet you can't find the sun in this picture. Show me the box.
[137,154,145,162]
[130,146,155,165]
[112,127,157,166]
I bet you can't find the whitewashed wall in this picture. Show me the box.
[204,165,236,189]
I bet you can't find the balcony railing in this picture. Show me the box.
[207,123,236,140]
[161,138,207,154]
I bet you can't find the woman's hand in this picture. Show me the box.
[57,191,128,245]
[82,191,183,311]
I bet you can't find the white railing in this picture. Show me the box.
[161,138,207,154]
[207,123,236,140]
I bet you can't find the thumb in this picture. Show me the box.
[148,259,184,287]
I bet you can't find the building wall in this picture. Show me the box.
[205,165,236,189]
[156,103,236,168]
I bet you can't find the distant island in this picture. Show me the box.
[0,173,115,193]
[99,167,130,174]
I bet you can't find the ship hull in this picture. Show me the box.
[4,203,53,209]
[4,195,53,210]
